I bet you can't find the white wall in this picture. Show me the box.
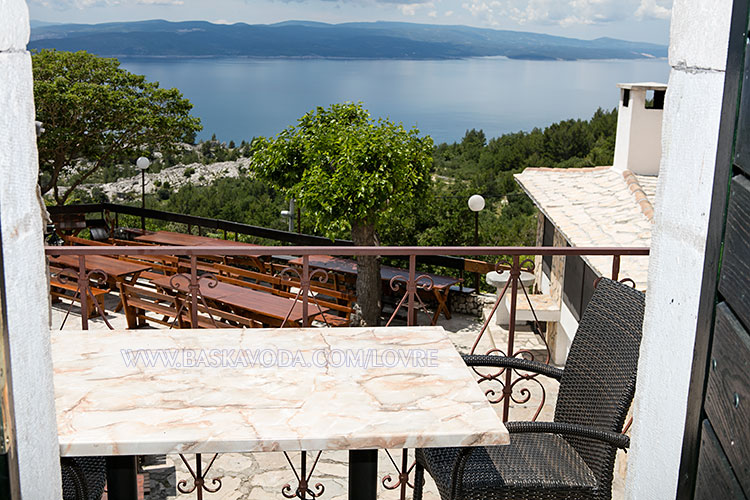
[0,0,62,496]
[613,87,665,176]
[613,89,633,173]
[625,0,733,498]
[555,301,576,364]
[625,89,664,176]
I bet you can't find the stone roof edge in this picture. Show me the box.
[622,170,655,223]
[521,165,612,173]
[513,172,605,276]
[513,170,645,280]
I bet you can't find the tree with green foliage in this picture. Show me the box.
[32,49,202,205]
[251,103,434,325]
[433,107,617,182]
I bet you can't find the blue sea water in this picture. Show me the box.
[119,56,670,145]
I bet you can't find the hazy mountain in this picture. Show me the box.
[29,19,667,61]
[29,20,62,29]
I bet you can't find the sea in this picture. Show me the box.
[119,56,671,145]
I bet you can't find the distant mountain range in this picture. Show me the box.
[29,20,667,61]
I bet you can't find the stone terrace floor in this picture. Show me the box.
[51,292,626,500]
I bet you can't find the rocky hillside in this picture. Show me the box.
[78,157,251,202]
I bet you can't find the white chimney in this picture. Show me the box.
[612,82,667,176]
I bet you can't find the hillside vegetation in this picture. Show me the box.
[73,107,617,249]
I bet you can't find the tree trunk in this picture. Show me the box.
[351,220,381,326]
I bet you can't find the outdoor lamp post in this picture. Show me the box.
[136,156,150,230]
[280,198,296,232]
[280,199,303,233]
[468,194,485,290]
[280,210,293,232]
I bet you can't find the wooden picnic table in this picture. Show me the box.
[134,230,266,270]
[150,275,321,327]
[48,254,151,312]
[289,255,461,325]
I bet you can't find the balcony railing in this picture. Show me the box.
[44,243,648,500]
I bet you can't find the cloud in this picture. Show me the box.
[635,0,671,19]
[29,0,183,8]
[27,0,115,7]
[390,0,435,16]
[462,0,672,26]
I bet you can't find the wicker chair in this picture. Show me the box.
[414,277,645,500]
[61,457,107,500]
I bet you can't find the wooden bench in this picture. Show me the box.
[49,267,109,319]
[62,235,112,246]
[214,263,355,327]
[268,261,354,294]
[119,283,261,329]
[449,285,475,294]
[118,255,179,283]
[106,238,157,246]
[177,258,221,275]
[226,255,268,273]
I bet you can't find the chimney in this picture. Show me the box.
[612,82,667,176]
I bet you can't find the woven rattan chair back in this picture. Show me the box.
[553,278,645,496]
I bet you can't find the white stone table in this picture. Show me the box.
[53,326,508,499]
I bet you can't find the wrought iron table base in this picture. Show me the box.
[103,451,381,500]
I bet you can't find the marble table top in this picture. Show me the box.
[53,326,509,457]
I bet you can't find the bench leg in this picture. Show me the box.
[94,295,106,319]
[432,290,451,325]
[123,304,138,329]
[86,297,98,319]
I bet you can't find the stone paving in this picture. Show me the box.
[51,292,626,500]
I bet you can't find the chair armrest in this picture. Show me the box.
[461,354,564,380]
[506,421,630,449]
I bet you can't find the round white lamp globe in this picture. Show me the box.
[468,194,485,212]
[136,156,150,171]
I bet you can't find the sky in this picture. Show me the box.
[28,0,673,44]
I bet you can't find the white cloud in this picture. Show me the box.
[635,0,671,19]
[398,3,418,14]
[444,9,453,16]
[29,0,184,8]
[462,0,671,27]
[27,0,110,7]
[136,0,184,4]
[396,0,434,16]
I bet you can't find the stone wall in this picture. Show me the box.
[0,0,62,495]
[449,292,495,317]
